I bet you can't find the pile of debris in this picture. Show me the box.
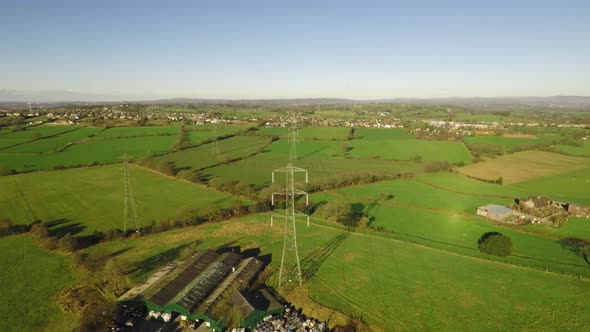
[254,307,326,332]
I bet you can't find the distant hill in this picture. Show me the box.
[1,89,590,109]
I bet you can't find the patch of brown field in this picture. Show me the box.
[413,288,430,298]
[209,218,269,238]
[503,133,537,138]
[515,305,527,312]
[459,290,484,308]
[458,150,589,184]
[343,252,361,262]
[142,230,207,248]
[285,287,380,331]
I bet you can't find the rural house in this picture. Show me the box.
[516,196,552,209]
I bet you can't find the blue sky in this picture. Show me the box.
[1,0,589,100]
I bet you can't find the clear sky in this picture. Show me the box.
[1,0,589,100]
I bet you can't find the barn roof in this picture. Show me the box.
[478,204,512,215]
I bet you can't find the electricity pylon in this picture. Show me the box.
[122,154,141,233]
[288,125,299,161]
[270,125,310,292]
[212,127,220,155]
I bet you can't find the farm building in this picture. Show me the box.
[118,250,281,330]
[476,204,513,221]
[516,196,552,209]
[515,196,590,218]
[563,203,590,217]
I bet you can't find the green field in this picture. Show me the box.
[0,133,176,172]
[509,167,590,206]
[205,139,424,187]
[0,124,77,139]
[0,164,242,233]
[347,128,472,163]
[94,126,177,138]
[298,126,351,140]
[1,122,589,331]
[2,127,103,153]
[458,151,590,183]
[155,135,271,172]
[0,137,30,149]
[552,141,590,157]
[84,214,590,331]
[310,175,590,276]
[464,134,557,151]
[0,236,76,332]
[184,123,254,145]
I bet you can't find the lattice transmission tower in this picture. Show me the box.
[270,125,310,292]
[288,125,299,162]
[212,126,220,155]
[122,154,141,233]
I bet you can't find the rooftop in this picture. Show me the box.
[478,204,513,215]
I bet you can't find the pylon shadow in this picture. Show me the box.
[300,232,350,284]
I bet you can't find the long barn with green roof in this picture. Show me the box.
[118,250,281,331]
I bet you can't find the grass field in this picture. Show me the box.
[458,151,589,183]
[0,125,184,171]
[184,124,253,145]
[156,135,271,172]
[0,124,77,139]
[204,139,424,186]
[464,135,557,151]
[552,141,590,157]
[298,126,351,140]
[0,137,30,149]
[94,126,177,138]
[310,177,590,276]
[2,127,104,153]
[1,123,589,331]
[509,167,590,206]
[347,128,472,163]
[83,214,590,331]
[0,164,242,233]
[0,236,76,332]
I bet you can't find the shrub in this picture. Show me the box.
[30,223,50,238]
[478,232,512,257]
[313,201,365,227]
[0,166,16,176]
[424,161,453,173]
[58,233,79,252]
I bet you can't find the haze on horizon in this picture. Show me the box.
[1,0,590,101]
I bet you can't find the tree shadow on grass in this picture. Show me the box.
[46,220,85,238]
[128,240,202,276]
[559,237,590,266]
